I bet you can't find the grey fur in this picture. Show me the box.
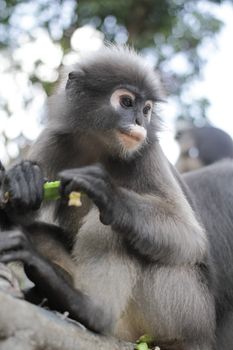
[26,46,233,349]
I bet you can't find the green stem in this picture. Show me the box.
[43,181,61,201]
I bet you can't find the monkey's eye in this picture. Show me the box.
[120,95,134,108]
[110,89,135,110]
[143,105,151,115]
[143,101,153,119]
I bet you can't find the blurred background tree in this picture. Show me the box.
[0,0,232,164]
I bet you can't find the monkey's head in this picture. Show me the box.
[63,46,163,160]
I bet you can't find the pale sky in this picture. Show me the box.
[160,1,233,163]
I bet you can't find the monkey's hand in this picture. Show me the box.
[0,161,44,219]
[59,164,206,265]
[0,229,38,265]
[59,165,116,225]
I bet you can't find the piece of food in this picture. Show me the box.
[44,181,82,207]
[68,191,82,207]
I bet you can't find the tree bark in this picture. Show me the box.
[0,291,135,350]
[0,265,134,350]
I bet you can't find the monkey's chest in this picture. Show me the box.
[71,209,211,343]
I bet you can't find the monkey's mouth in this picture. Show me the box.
[119,130,142,141]
[117,127,146,150]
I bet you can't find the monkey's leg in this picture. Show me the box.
[138,265,215,350]
[0,229,111,334]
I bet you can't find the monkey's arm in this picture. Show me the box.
[60,165,207,265]
[0,226,109,334]
[0,164,108,333]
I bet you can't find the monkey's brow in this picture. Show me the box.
[116,84,159,102]
[114,84,140,95]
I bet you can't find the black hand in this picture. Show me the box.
[59,164,116,225]
[0,229,36,264]
[0,161,44,214]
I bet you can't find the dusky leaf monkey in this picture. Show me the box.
[175,125,233,173]
[0,46,233,350]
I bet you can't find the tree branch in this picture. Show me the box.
[0,265,134,350]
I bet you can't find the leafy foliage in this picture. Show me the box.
[0,0,229,163]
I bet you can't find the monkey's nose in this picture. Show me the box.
[135,116,143,126]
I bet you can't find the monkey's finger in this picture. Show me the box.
[59,169,84,181]
[2,164,30,209]
[22,162,44,209]
[0,229,27,241]
[30,164,44,209]
[61,177,108,208]
[99,208,114,226]
[0,231,27,252]
[60,173,111,213]
[61,174,105,197]
[60,172,107,190]
[12,165,31,207]
[60,178,88,197]
[3,172,26,210]
[0,237,24,252]
[0,250,31,264]
[59,174,83,195]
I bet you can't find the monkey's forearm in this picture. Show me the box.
[58,165,207,265]
[0,228,110,334]
[112,188,207,265]
[24,255,110,334]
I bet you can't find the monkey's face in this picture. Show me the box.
[109,87,153,158]
[64,47,162,160]
[66,79,157,160]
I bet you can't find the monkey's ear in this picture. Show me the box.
[65,69,85,91]
[68,69,85,81]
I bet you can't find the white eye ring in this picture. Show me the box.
[110,89,135,109]
[143,101,153,120]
